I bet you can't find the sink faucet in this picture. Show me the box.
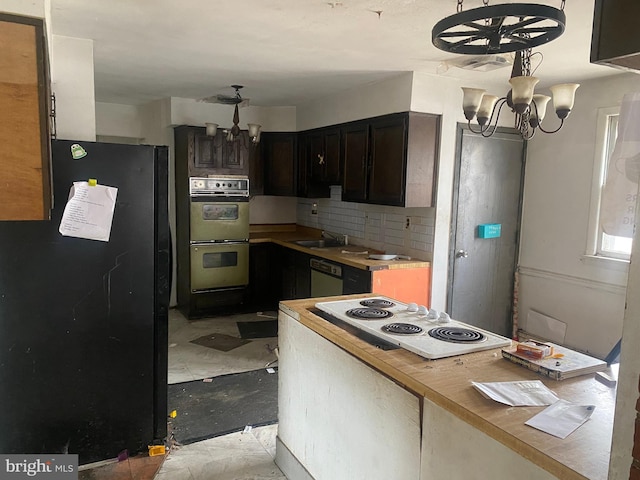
[322,230,348,245]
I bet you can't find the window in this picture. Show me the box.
[587,108,633,261]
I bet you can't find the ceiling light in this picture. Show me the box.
[205,85,261,144]
[431,1,566,55]
[460,49,579,139]
[432,1,577,139]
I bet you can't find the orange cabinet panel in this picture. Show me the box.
[371,268,430,307]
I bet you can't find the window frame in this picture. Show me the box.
[585,106,632,263]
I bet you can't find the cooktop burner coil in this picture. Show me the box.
[428,326,486,343]
[346,308,394,320]
[381,323,424,335]
[359,298,396,309]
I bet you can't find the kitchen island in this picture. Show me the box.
[276,295,616,480]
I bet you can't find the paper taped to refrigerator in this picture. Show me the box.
[59,181,118,242]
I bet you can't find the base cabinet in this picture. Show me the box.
[280,247,311,300]
[245,243,280,310]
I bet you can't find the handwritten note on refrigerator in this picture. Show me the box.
[59,181,118,242]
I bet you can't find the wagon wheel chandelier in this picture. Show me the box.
[432,0,579,139]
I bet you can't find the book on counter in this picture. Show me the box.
[501,341,607,380]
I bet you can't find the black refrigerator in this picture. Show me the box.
[0,140,171,464]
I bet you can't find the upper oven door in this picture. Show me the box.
[190,198,249,242]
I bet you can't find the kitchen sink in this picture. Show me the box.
[293,239,342,248]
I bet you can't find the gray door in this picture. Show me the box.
[447,126,526,337]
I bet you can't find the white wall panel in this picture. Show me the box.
[51,35,96,141]
[277,311,421,480]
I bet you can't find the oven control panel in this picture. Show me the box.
[190,176,249,196]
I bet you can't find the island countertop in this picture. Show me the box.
[279,294,616,480]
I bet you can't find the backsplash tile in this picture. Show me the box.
[297,186,434,261]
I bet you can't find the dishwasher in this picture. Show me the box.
[310,258,343,297]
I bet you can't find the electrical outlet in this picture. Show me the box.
[405,217,411,229]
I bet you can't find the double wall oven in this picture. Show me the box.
[189,176,249,293]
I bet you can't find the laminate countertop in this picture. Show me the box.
[279,294,616,480]
[249,226,430,271]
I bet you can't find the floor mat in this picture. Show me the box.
[236,320,278,339]
[190,333,250,352]
[168,369,278,445]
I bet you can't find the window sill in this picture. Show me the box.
[580,254,630,272]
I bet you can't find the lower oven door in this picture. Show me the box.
[190,199,249,242]
[190,242,249,291]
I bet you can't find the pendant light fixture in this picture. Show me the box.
[461,49,579,139]
[203,85,261,144]
[432,0,578,139]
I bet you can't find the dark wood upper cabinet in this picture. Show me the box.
[591,0,640,72]
[177,125,252,177]
[301,126,342,191]
[297,132,330,198]
[368,115,408,206]
[341,122,369,203]
[0,14,52,221]
[342,112,440,207]
[263,132,296,196]
[323,127,342,184]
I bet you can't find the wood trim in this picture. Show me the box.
[0,14,51,220]
[518,266,627,295]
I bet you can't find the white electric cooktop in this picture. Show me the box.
[315,296,513,360]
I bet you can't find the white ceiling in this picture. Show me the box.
[49,0,619,107]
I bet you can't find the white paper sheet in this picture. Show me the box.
[59,181,118,242]
[471,380,559,406]
[525,399,595,439]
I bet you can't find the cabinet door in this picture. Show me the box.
[263,132,296,196]
[323,128,342,184]
[294,251,311,298]
[368,115,407,206]
[193,131,220,170]
[297,133,310,197]
[342,265,372,294]
[341,123,369,203]
[280,246,297,300]
[249,140,264,195]
[297,132,330,198]
[246,243,278,309]
[309,132,325,184]
[221,131,250,174]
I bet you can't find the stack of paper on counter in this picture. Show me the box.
[472,381,597,439]
[502,341,607,380]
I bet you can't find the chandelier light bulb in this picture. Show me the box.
[508,76,539,114]
[476,94,499,126]
[549,83,580,119]
[205,122,218,137]
[461,87,486,120]
[530,94,551,127]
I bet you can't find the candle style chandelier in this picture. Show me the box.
[432,0,579,139]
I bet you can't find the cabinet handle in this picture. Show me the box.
[318,153,325,165]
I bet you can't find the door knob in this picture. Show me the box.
[456,249,468,258]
